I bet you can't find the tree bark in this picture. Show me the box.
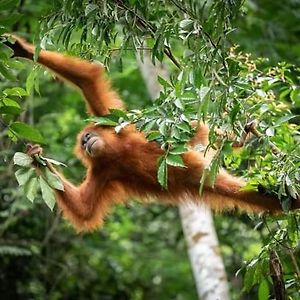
[137,54,230,300]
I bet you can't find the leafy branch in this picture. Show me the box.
[114,0,181,69]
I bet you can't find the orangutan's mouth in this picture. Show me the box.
[86,137,98,155]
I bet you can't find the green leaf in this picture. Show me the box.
[147,131,161,141]
[158,121,168,136]
[199,168,208,195]
[281,197,292,212]
[179,19,194,29]
[222,141,232,155]
[166,154,186,168]
[285,175,292,186]
[170,145,188,155]
[274,115,295,127]
[152,34,164,62]
[291,88,300,104]
[208,156,220,186]
[33,44,41,62]
[158,76,171,88]
[265,127,274,137]
[39,176,56,211]
[43,168,64,191]
[40,156,67,167]
[193,66,204,87]
[243,266,256,292]
[13,152,33,167]
[258,280,269,300]
[198,87,210,119]
[4,87,28,97]
[24,177,39,203]
[0,0,19,10]
[0,26,6,36]
[32,155,46,166]
[10,122,44,143]
[0,245,31,256]
[157,157,167,189]
[0,13,21,26]
[7,129,17,142]
[174,98,184,110]
[229,103,240,124]
[109,109,128,119]
[26,68,38,94]
[287,184,298,200]
[199,86,210,100]
[85,3,98,16]
[279,88,291,100]
[94,116,118,126]
[0,61,15,81]
[15,168,35,186]
[176,122,190,133]
[6,59,24,70]
[0,98,21,115]
[142,119,156,132]
[171,126,181,139]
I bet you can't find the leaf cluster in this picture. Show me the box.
[13,152,65,210]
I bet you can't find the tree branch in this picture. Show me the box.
[115,0,181,69]
[269,250,287,300]
[245,121,281,155]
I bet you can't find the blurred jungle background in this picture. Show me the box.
[0,1,300,299]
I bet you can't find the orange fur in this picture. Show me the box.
[7,35,300,232]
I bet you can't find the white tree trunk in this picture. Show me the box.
[179,204,229,300]
[137,54,230,300]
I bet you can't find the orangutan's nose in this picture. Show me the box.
[81,132,97,148]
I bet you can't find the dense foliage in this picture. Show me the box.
[0,0,300,299]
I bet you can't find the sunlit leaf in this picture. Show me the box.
[265,127,274,137]
[170,145,188,155]
[39,176,56,211]
[10,122,44,143]
[13,152,33,167]
[43,167,64,191]
[40,156,67,167]
[3,87,28,97]
[15,168,35,186]
[24,177,39,203]
[166,154,186,168]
